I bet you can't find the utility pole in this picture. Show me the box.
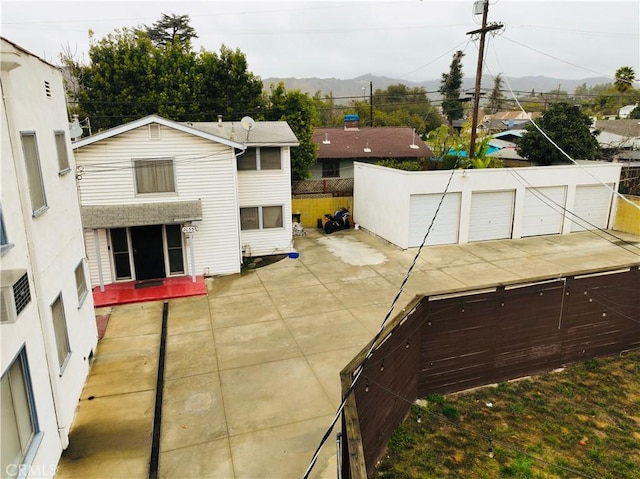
[467,0,503,159]
[369,80,373,127]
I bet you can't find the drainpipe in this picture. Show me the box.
[94,229,105,292]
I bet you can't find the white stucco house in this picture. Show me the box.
[1,37,98,478]
[354,162,622,249]
[72,115,298,288]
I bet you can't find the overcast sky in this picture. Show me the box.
[1,0,638,85]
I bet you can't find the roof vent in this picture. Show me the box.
[218,115,223,127]
[363,142,371,153]
[322,133,330,145]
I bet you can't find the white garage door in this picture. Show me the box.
[469,190,515,242]
[408,193,461,247]
[522,186,566,237]
[570,184,613,232]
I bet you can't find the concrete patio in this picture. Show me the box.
[56,228,640,479]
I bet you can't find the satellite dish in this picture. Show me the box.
[240,116,256,132]
[69,122,83,140]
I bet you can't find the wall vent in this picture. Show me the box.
[1,270,31,324]
[149,124,161,140]
[44,81,52,98]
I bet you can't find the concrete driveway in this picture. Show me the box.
[57,228,640,478]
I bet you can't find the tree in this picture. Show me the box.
[65,27,263,130]
[614,66,635,95]
[439,50,465,125]
[516,102,601,165]
[265,82,319,181]
[486,73,505,114]
[630,105,640,119]
[142,13,198,48]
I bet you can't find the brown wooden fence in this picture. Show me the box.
[340,265,640,477]
[292,178,354,196]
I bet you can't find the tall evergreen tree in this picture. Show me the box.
[487,73,505,114]
[63,28,263,130]
[439,50,465,125]
[142,13,198,48]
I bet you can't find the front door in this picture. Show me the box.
[130,225,166,280]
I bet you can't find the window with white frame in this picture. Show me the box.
[54,131,71,174]
[134,158,175,194]
[51,295,71,371]
[74,261,88,306]
[240,206,283,230]
[237,147,281,170]
[20,132,48,215]
[1,348,41,478]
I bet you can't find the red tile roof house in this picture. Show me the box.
[310,116,433,179]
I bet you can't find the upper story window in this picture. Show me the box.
[237,147,281,171]
[134,158,175,194]
[54,131,71,175]
[1,348,42,478]
[20,132,48,216]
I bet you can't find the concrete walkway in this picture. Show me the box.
[57,228,640,479]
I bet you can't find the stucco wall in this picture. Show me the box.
[613,195,640,235]
[291,196,353,229]
[354,162,623,249]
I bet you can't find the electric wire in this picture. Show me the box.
[489,38,640,213]
[506,168,640,254]
[302,162,461,478]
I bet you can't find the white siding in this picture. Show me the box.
[570,184,614,232]
[522,186,566,237]
[75,126,242,278]
[468,190,515,242]
[237,147,293,256]
[84,229,111,287]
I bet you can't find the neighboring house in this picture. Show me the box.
[481,111,542,133]
[311,116,432,179]
[354,161,621,249]
[72,115,298,288]
[1,37,97,477]
[618,103,638,119]
[595,119,640,158]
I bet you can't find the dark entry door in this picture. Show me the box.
[130,225,166,280]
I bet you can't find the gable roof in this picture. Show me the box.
[313,127,432,159]
[595,119,640,137]
[186,121,299,146]
[72,115,245,150]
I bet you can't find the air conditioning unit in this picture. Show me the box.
[1,270,31,324]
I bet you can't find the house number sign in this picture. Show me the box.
[182,226,199,233]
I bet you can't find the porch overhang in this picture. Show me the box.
[81,200,203,229]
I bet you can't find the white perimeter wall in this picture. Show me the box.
[354,162,622,249]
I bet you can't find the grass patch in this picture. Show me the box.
[373,351,640,479]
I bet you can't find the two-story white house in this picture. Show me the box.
[72,115,298,289]
[1,37,98,478]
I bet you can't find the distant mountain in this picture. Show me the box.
[262,74,611,103]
